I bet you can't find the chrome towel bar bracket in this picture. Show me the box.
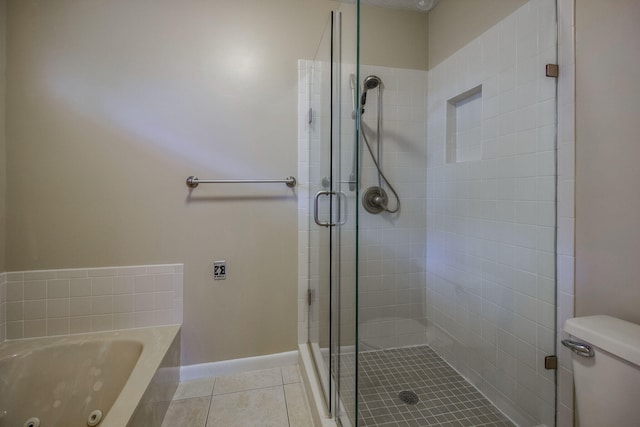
[186,176,297,188]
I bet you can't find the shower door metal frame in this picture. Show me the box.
[307,9,341,419]
[330,10,343,424]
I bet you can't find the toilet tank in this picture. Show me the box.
[564,315,640,427]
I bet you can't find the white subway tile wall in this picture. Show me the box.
[298,59,429,350]
[297,1,576,424]
[297,59,312,344]
[358,64,428,350]
[4,264,183,340]
[426,1,557,425]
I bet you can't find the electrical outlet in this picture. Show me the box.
[213,261,226,280]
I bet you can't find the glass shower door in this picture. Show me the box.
[332,8,358,427]
[355,1,559,426]
[307,6,358,426]
[307,11,333,413]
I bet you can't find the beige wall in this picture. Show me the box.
[5,0,339,364]
[0,0,6,273]
[427,0,527,69]
[4,0,426,364]
[575,0,640,324]
[2,0,552,364]
[360,5,429,70]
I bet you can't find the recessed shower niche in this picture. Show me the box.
[446,85,482,163]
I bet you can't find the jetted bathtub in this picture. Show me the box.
[0,325,180,427]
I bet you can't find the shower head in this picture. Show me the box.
[361,75,382,111]
[363,75,382,91]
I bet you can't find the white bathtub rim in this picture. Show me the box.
[180,350,298,381]
[0,325,181,427]
[109,325,181,427]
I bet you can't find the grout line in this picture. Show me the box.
[212,377,216,395]
[202,378,215,427]
[282,381,293,427]
[202,396,212,427]
[280,366,294,426]
[210,383,284,397]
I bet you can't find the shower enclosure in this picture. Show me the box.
[302,1,558,425]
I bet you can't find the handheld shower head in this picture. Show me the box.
[363,75,382,91]
[360,75,382,112]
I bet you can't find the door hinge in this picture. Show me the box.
[545,64,559,78]
[307,289,313,306]
[544,355,558,370]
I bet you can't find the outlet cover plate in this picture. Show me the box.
[213,261,227,280]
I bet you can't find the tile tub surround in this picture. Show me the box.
[0,325,180,427]
[4,264,183,339]
[161,365,313,427]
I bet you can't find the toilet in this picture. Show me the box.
[563,315,640,427]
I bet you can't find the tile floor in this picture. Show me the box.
[164,346,514,427]
[161,365,314,427]
[356,346,514,427]
[327,346,514,426]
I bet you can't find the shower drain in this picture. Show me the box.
[398,390,419,405]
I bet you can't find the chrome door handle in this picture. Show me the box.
[562,339,595,357]
[314,190,335,227]
[335,191,348,226]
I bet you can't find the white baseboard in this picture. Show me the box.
[180,350,299,381]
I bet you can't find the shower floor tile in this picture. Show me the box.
[352,346,515,427]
